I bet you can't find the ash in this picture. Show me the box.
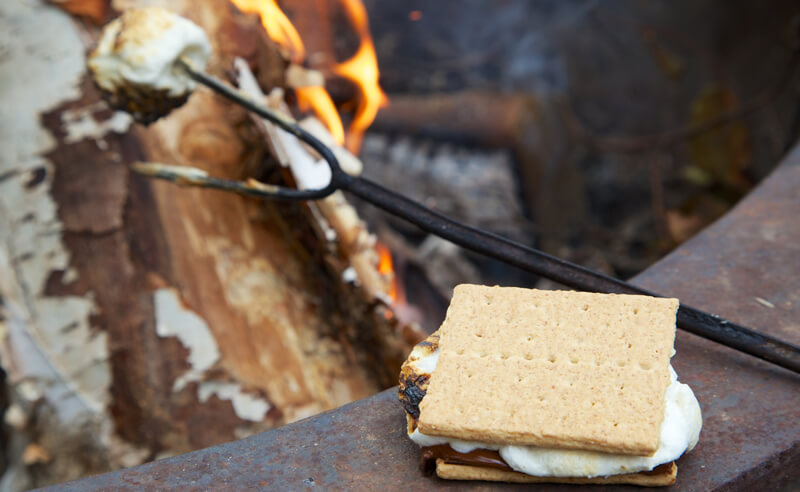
[354,134,536,331]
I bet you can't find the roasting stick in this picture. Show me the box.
[233,58,394,306]
[136,58,800,375]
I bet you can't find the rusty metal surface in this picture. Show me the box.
[47,146,800,490]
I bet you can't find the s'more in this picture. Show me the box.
[399,285,702,486]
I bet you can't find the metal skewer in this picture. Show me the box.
[148,58,800,375]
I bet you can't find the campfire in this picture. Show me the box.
[231,0,387,154]
[2,0,800,488]
[229,0,402,306]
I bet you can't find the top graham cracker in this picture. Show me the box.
[417,285,678,456]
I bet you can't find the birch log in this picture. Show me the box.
[0,1,411,488]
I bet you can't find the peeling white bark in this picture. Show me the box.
[154,287,221,391]
[153,288,271,422]
[198,381,270,422]
[0,0,108,427]
[0,1,118,489]
[61,103,133,147]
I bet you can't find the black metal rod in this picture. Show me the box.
[342,177,800,374]
[179,60,800,374]
[179,59,346,198]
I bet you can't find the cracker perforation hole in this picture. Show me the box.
[548,355,557,363]
[617,360,626,367]
[524,354,533,361]
[640,362,652,370]
[500,353,509,360]
[570,357,578,364]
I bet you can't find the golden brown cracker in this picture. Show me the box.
[418,285,678,456]
[435,460,678,486]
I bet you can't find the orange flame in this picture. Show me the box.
[376,242,398,303]
[231,0,345,144]
[231,0,386,153]
[295,86,346,145]
[229,0,306,62]
[333,0,389,154]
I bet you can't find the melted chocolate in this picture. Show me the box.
[420,445,673,477]
[421,445,512,474]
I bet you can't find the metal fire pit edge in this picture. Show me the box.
[46,144,800,491]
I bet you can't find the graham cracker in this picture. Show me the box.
[417,285,678,456]
[435,460,677,486]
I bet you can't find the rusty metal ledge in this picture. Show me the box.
[46,144,800,491]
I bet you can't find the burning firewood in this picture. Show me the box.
[234,59,391,300]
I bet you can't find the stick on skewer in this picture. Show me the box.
[124,57,800,375]
[85,8,800,375]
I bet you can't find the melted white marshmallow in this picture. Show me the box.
[408,350,702,478]
[89,7,210,96]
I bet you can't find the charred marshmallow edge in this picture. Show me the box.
[408,349,703,479]
[88,7,211,124]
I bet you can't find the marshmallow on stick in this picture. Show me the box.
[88,7,211,124]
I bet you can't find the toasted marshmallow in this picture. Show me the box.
[88,7,211,124]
